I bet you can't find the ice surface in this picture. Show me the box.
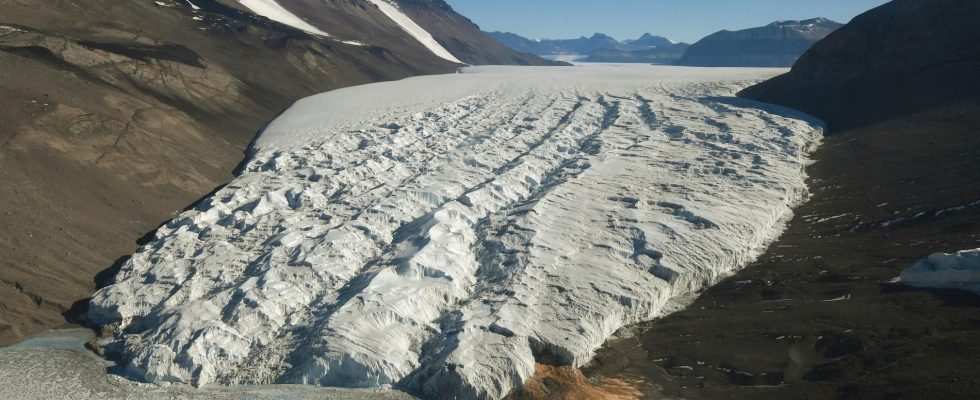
[365,0,462,64]
[900,248,980,294]
[0,330,417,399]
[235,0,330,36]
[89,65,822,399]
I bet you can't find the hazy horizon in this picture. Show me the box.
[446,0,890,43]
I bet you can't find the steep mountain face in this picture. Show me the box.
[586,43,690,64]
[488,32,625,55]
[741,0,980,131]
[0,0,551,346]
[676,18,842,67]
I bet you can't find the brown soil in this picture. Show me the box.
[509,364,652,400]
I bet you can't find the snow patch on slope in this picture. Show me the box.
[900,249,980,294]
[366,0,462,64]
[89,65,821,399]
[235,0,329,36]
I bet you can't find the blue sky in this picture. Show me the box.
[446,0,889,43]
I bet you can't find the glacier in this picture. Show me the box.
[88,65,823,399]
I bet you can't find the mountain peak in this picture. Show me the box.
[678,18,842,67]
[629,33,675,47]
[488,31,681,59]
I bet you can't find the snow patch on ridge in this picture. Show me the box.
[88,65,822,399]
[366,0,463,64]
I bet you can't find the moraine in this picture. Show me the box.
[87,64,822,399]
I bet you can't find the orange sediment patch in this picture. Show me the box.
[510,364,653,400]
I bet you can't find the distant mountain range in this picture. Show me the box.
[586,45,689,64]
[490,18,842,67]
[487,31,689,64]
[489,32,625,55]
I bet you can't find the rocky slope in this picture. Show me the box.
[740,0,980,131]
[676,18,842,67]
[0,0,553,346]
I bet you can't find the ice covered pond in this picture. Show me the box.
[84,65,823,399]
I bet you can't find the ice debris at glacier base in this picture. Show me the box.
[89,65,823,399]
[0,329,418,400]
[900,248,980,294]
